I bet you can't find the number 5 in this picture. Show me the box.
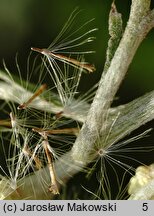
[142,203,148,211]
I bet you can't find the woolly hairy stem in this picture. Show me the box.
[0,73,88,123]
[71,0,154,164]
[56,91,154,177]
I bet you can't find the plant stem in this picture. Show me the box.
[71,0,154,164]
